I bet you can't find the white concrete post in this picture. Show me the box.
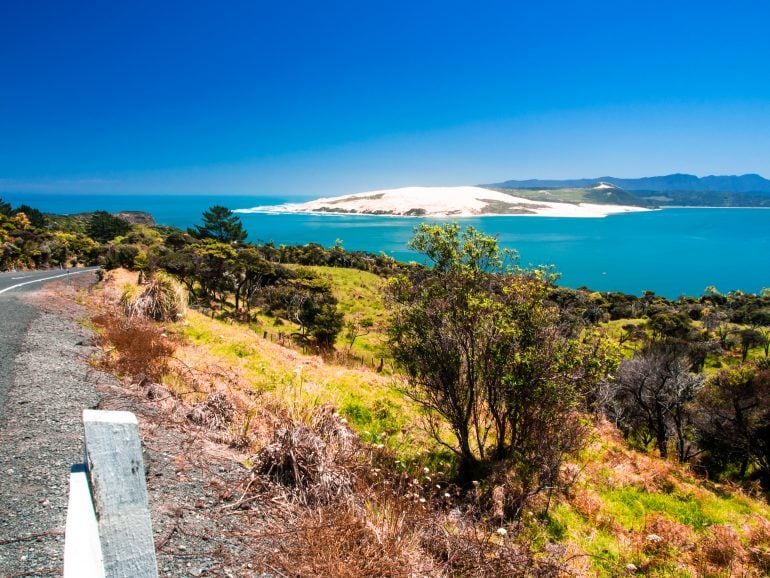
[82,409,158,578]
[64,464,105,577]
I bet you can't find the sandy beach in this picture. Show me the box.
[236,186,651,218]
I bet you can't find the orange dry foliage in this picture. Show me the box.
[93,311,176,382]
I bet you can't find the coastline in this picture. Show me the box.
[234,186,652,219]
[234,206,653,219]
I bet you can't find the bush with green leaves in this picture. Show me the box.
[387,223,619,510]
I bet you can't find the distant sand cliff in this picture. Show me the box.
[235,186,651,218]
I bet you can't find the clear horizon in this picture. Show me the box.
[2,1,770,198]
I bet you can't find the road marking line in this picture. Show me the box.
[0,269,99,295]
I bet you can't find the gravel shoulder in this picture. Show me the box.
[0,275,103,576]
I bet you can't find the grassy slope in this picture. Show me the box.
[302,265,389,356]
[246,265,389,360]
[115,264,770,576]
[176,306,434,459]
[550,423,770,576]
[482,186,650,207]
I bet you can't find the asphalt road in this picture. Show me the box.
[0,267,99,417]
[0,266,100,295]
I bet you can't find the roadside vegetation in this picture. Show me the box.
[5,196,770,575]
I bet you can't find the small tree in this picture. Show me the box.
[604,342,704,460]
[344,315,374,353]
[231,246,279,316]
[190,205,247,243]
[86,211,131,243]
[647,310,693,341]
[387,223,619,501]
[294,275,344,349]
[694,362,770,481]
[738,328,765,362]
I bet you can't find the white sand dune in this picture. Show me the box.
[235,186,650,218]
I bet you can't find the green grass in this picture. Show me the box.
[340,396,405,445]
[545,482,770,577]
[483,185,648,207]
[180,313,295,392]
[602,318,647,358]
[601,487,712,530]
[546,502,623,575]
[177,309,436,460]
[293,265,390,356]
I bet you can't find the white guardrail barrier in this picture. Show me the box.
[63,410,158,577]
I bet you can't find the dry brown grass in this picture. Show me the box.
[572,489,603,521]
[747,513,770,548]
[419,519,564,577]
[266,503,422,578]
[746,514,770,573]
[643,514,696,551]
[218,402,568,577]
[186,392,235,430]
[695,524,746,574]
[93,310,177,382]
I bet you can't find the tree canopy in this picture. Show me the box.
[190,205,247,243]
[86,211,131,243]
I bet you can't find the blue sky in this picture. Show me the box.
[1,1,769,197]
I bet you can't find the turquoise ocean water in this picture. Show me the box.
[5,192,770,298]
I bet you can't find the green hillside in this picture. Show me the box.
[482,183,654,207]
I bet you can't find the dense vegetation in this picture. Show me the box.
[0,198,99,270]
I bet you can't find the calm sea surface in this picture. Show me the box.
[6,192,770,298]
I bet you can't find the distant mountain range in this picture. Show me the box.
[488,173,770,194]
[485,173,770,207]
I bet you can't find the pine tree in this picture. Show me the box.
[190,205,247,243]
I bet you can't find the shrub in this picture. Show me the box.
[123,272,187,322]
[186,392,235,430]
[697,524,744,570]
[93,312,176,382]
[250,406,360,506]
[387,223,619,500]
